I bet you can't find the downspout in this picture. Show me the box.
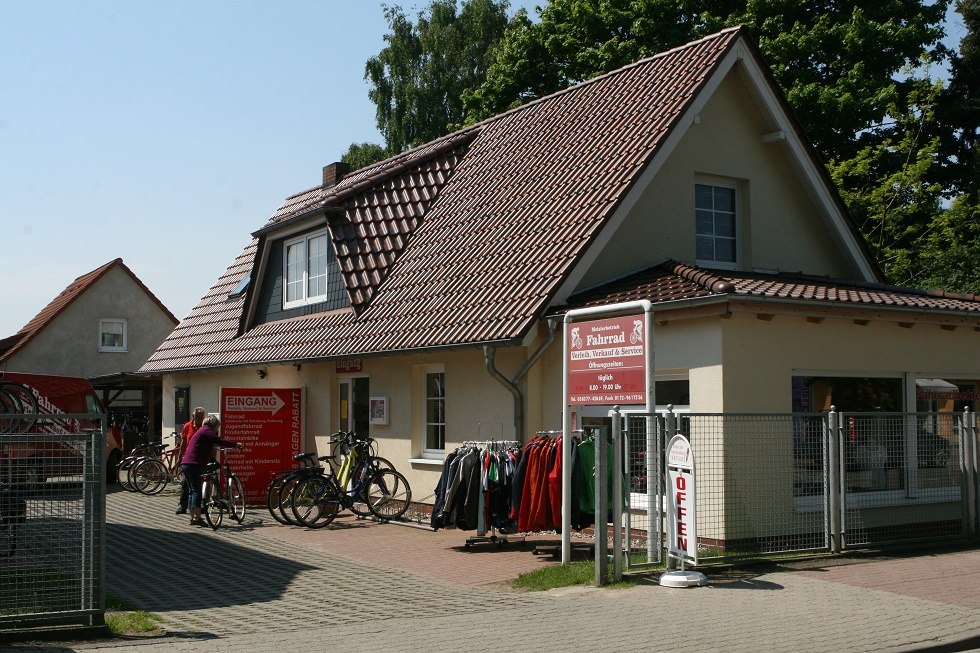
[483,318,559,442]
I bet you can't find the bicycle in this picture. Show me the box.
[200,446,246,530]
[290,433,411,528]
[118,441,167,492]
[130,436,183,495]
[266,432,397,526]
[0,381,38,434]
[265,451,328,525]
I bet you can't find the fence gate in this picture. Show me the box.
[0,413,106,630]
[622,413,664,570]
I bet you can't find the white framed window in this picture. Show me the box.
[99,318,128,352]
[283,229,330,309]
[423,369,445,457]
[695,181,737,267]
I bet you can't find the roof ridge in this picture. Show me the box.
[321,130,478,207]
[666,260,735,293]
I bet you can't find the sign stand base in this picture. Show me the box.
[659,570,708,588]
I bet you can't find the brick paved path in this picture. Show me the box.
[4,488,980,652]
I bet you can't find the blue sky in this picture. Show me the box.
[0,1,966,338]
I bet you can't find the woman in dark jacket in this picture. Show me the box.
[180,414,241,526]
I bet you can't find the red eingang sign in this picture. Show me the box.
[566,314,647,405]
[219,387,302,503]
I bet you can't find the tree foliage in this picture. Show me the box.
[340,142,391,172]
[364,0,512,154]
[358,0,980,293]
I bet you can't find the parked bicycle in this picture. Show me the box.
[289,432,411,528]
[130,436,183,495]
[0,381,38,434]
[265,451,328,525]
[200,446,246,530]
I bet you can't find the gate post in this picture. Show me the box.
[962,408,978,538]
[611,407,624,581]
[827,407,842,553]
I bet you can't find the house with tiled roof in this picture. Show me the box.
[143,28,980,544]
[2,258,179,441]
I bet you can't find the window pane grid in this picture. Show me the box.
[284,230,333,307]
[695,183,736,263]
[425,372,445,451]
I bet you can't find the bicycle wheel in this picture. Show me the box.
[0,382,38,433]
[202,476,223,530]
[116,457,139,492]
[347,463,375,517]
[277,474,307,525]
[0,387,21,434]
[365,468,412,520]
[227,473,246,523]
[290,476,339,528]
[133,458,168,495]
[266,472,294,524]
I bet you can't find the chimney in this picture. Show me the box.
[322,161,350,188]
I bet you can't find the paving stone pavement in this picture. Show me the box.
[3,487,980,652]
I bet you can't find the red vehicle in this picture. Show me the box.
[0,372,123,484]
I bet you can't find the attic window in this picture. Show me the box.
[695,181,737,267]
[99,318,128,353]
[283,229,330,309]
[228,275,251,300]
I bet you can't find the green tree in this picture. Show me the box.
[364,0,513,153]
[466,0,948,164]
[341,142,390,171]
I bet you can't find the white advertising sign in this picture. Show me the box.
[666,434,698,564]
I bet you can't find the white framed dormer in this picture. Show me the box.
[695,175,742,270]
[98,318,128,352]
[282,228,330,309]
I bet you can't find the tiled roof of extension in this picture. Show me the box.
[559,261,980,316]
[0,259,177,363]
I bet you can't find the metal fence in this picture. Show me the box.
[616,408,979,568]
[0,414,106,630]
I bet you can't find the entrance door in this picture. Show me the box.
[339,377,370,436]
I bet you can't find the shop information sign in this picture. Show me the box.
[566,314,647,405]
[220,387,302,503]
[666,434,698,564]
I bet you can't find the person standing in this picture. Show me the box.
[175,406,206,515]
[180,414,242,526]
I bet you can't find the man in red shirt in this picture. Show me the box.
[175,407,206,515]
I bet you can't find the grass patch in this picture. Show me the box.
[513,560,637,591]
[105,596,163,636]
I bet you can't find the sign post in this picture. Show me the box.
[661,433,707,587]
[562,300,653,567]
[219,387,303,503]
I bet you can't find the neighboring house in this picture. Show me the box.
[141,28,980,537]
[1,258,179,442]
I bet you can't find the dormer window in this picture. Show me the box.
[283,229,330,308]
[695,181,737,267]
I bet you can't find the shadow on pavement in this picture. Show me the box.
[106,520,319,612]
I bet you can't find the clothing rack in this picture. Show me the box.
[463,439,523,549]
